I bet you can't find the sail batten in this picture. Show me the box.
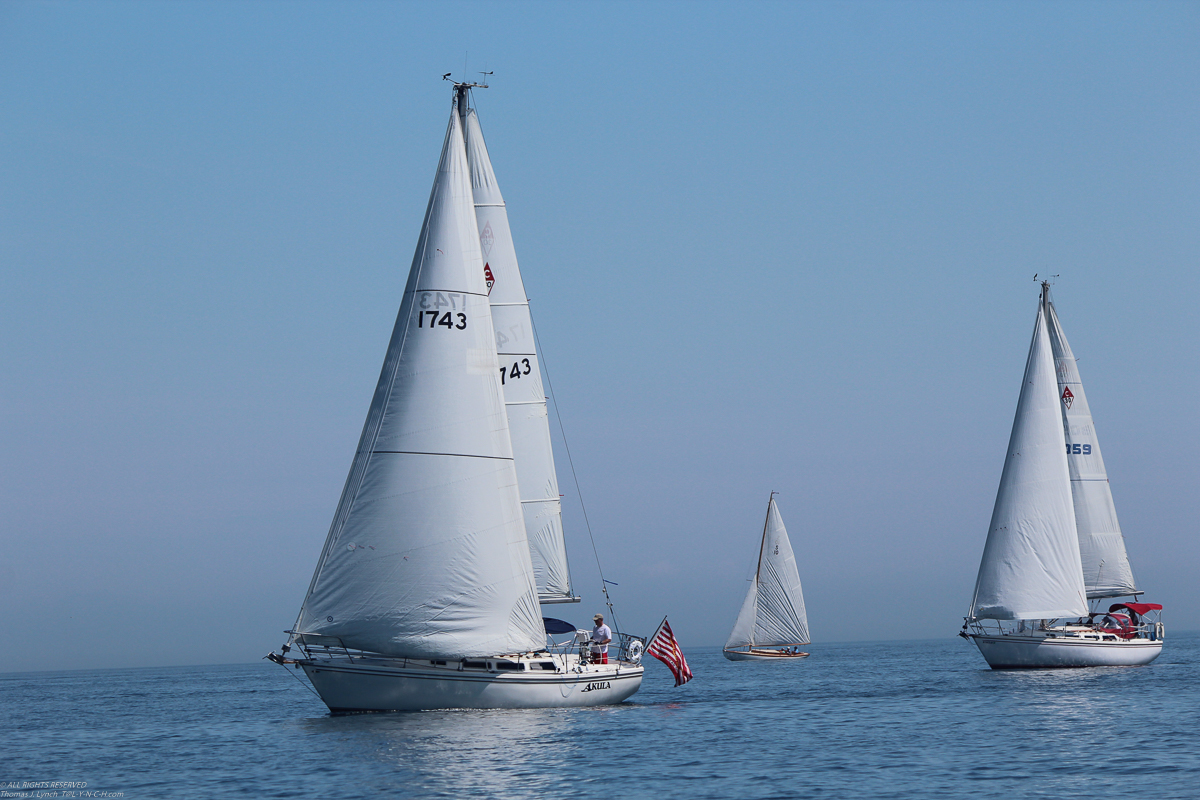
[970,302,1088,621]
[725,497,810,649]
[292,104,544,659]
[1043,293,1138,599]
[464,107,576,603]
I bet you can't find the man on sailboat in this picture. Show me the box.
[591,614,612,665]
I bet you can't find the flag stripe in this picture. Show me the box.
[646,618,693,687]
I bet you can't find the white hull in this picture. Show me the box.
[722,648,809,662]
[299,654,643,712]
[969,632,1162,669]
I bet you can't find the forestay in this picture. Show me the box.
[726,497,810,648]
[463,106,575,603]
[970,305,1088,621]
[1043,290,1138,599]
[292,105,545,659]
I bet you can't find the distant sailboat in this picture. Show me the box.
[961,282,1164,669]
[723,494,811,661]
[268,82,644,710]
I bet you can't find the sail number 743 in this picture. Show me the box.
[1067,443,1092,455]
[500,358,531,385]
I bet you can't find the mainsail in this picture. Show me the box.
[292,100,545,660]
[1043,289,1138,598]
[463,105,576,603]
[970,303,1088,621]
[725,497,810,649]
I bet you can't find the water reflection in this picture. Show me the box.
[297,706,595,794]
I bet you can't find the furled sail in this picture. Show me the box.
[292,103,545,659]
[463,106,576,603]
[970,304,1088,621]
[1043,289,1138,598]
[725,497,810,648]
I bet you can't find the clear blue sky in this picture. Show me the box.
[1,1,1197,672]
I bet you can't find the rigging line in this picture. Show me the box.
[272,660,323,699]
[529,312,623,636]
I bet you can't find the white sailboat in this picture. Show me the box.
[962,282,1164,669]
[268,82,643,711]
[723,494,811,661]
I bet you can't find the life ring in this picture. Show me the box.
[626,640,644,663]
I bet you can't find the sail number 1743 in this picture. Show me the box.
[417,310,466,330]
[416,291,467,330]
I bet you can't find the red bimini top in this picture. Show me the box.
[1109,603,1163,616]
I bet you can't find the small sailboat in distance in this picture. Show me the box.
[961,281,1164,668]
[723,494,811,661]
[267,81,645,710]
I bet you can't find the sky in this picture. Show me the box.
[1,1,1197,673]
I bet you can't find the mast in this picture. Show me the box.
[755,493,775,586]
[743,493,775,649]
[451,77,487,124]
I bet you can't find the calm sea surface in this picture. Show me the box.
[3,634,1199,799]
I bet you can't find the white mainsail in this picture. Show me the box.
[725,497,810,649]
[292,103,545,660]
[1043,290,1138,598]
[970,304,1088,621]
[462,106,576,603]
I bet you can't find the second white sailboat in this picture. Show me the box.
[962,282,1163,668]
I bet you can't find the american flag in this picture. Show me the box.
[646,617,693,687]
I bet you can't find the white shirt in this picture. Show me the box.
[590,623,612,653]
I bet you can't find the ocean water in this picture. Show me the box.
[3,634,1199,799]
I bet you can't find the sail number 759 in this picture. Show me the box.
[1067,443,1092,455]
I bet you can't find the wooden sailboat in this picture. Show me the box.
[961,282,1164,668]
[267,82,644,710]
[723,494,811,661]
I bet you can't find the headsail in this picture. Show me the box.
[463,104,576,603]
[725,575,759,650]
[970,302,1088,621]
[292,101,544,659]
[1043,288,1138,598]
[726,496,810,648]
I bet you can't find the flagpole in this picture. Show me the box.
[649,615,668,645]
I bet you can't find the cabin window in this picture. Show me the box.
[535,662,556,670]
[494,661,523,670]
[463,660,488,669]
